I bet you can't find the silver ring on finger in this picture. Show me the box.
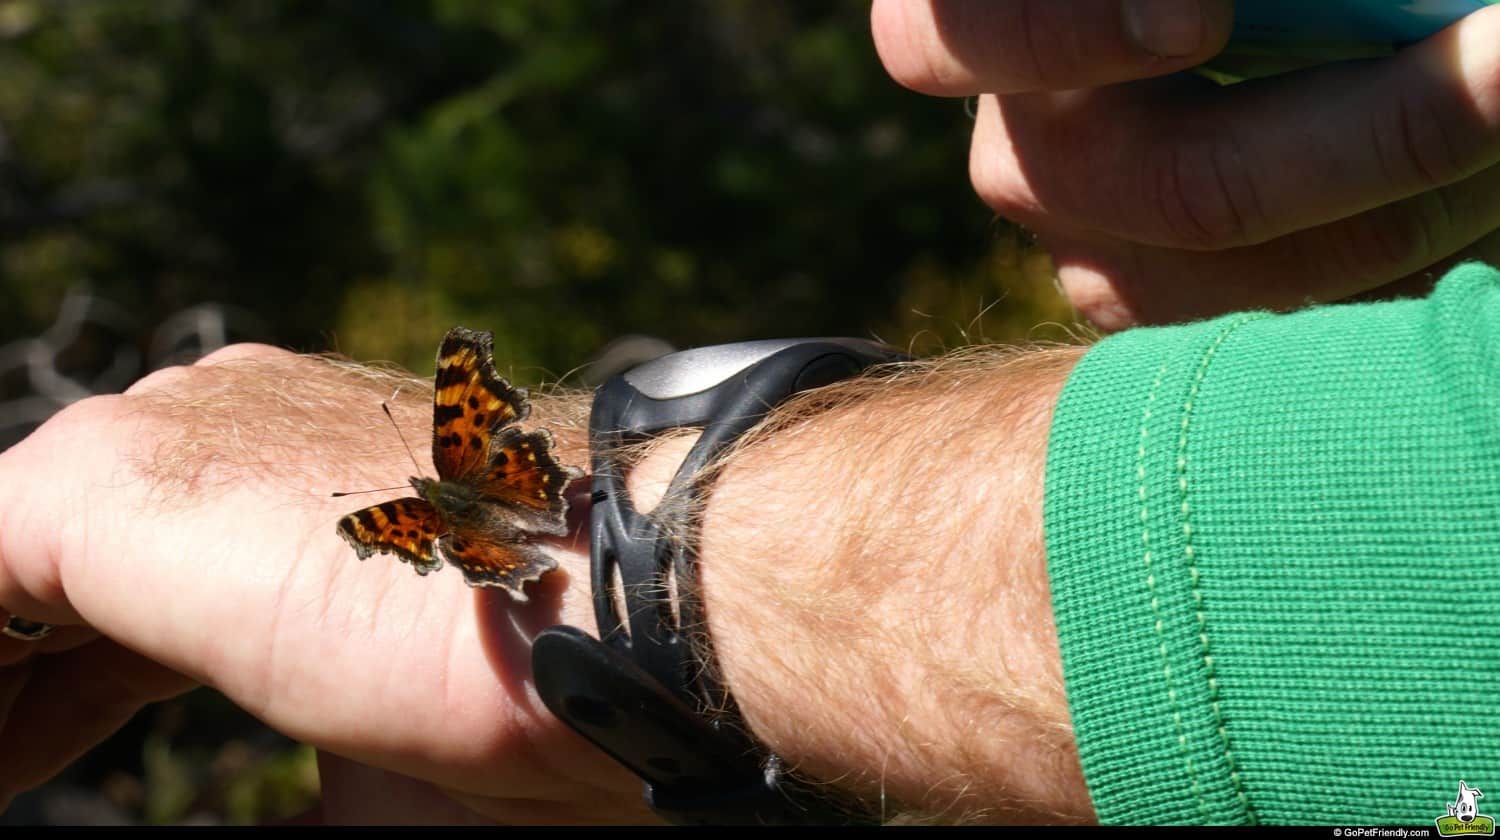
[2,616,57,641]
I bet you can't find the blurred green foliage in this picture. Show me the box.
[137,697,318,825]
[2,689,319,825]
[0,0,1076,381]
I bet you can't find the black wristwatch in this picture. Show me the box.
[531,337,906,825]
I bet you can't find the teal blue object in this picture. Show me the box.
[1232,0,1495,45]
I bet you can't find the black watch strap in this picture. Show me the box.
[531,338,905,825]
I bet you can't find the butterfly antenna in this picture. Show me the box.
[382,401,426,475]
[331,485,409,498]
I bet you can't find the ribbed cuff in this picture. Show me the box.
[1044,263,1500,825]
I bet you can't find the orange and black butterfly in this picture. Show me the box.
[336,327,583,601]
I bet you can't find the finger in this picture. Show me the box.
[871,0,1233,95]
[1039,164,1500,329]
[0,640,194,801]
[0,401,120,628]
[972,7,1500,251]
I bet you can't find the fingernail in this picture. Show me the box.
[1123,0,1208,58]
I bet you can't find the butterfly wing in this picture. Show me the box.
[339,326,581,596]
[337,497,446,576]
[437,530,556,601]
[432,327,529,482]
[476,426,584,535]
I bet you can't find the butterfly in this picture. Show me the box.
[336,327,584,601]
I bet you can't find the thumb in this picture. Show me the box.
[872,0,1234,95]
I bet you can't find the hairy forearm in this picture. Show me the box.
[628,345,1094,824]
[73,343,1094,824]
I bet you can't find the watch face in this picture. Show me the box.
[1231,0,1494,44]
[621,337,897,400]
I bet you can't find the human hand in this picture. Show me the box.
[0,345,652,824]
[872,0,1500,329]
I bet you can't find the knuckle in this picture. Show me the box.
[1057,268,1138,332]
[194,342,290,367]
[1478,38,1500,127]
[1376,30,1500,192]
[1334,189,1456,279]
[1012,0,1083,90]
[968,126,1032,219]
[872,0,1066,94]
[881,52,945,95]
[125,343,286,395]
[8,395,130,496]
[1381,92,1469,189]
[1140,134,1264,250]
[870,0,960,94]
[44,393,127,432]
[125,363,195,396]
[969,140,1008,212]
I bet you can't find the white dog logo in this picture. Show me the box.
[1451,782,1485,824]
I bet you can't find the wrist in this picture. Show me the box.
[632,347,1093,823]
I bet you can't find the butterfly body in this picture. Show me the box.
[337,327,583,601]
[412,475,479,521]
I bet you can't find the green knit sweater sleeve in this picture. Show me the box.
[1044,262,1500,826]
